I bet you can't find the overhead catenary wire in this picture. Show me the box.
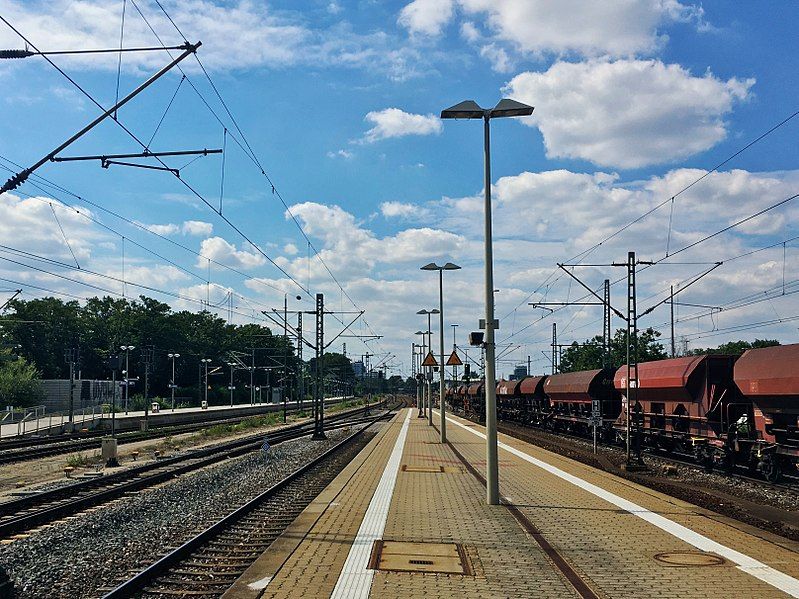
[133,0,385,352]
[0,16,309,298]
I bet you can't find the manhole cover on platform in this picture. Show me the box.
[654,552,725,567]
[401,464,444,473]
[370,540,472,575]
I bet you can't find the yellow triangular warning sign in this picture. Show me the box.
[446,350,463,366]
[422,351,438,367]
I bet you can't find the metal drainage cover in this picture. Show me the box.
[402,465,444,473]
[370,540,472,575]
[654,552,726,567]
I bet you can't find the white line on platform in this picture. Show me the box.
[443,412,799,598]
[330,409,412,599]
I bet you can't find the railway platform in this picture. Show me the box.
[224,407,799,598]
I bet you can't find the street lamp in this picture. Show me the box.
[414,334,426,418]
[421,262,461,443]
[441,97,534,505]
[120,345,135,413]
[200,358,212,407]
[417,308,439,427]
[167,353,180,411]
[227,362,236,407]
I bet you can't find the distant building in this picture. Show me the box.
[353,360,366,378]
[40,379,116,412]
[510,365,528,381]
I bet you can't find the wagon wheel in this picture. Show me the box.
[760,453,782,483]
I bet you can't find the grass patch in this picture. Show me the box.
[66,452,100,468]
[196,412,282,440]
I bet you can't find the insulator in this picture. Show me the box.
[0,49,34,59]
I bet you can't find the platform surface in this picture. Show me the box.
[225,407,799,599]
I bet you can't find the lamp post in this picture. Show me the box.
[441,97,534,505]
[417,308,439,427]
[120,345,135,413]
[167,353,180,411]
[414,335,426,417]
[227,362,236,407]
[421,262,461,443]
[200,358,211,406]
[451,323,460,384]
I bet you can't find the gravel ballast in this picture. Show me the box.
[0,427,361,598]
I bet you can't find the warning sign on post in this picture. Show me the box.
[422,352,438,367]
[445,351,463,366]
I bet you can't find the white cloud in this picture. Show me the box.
[144,220,213,236]
[327,2,343,15]
[479,43,512,73]
[182,220,213,236]
[505,59,753,169]
[145,223,181,236]
[398,0,454,36]
[0,0,428,80]
[327,149,354,159]
[380,201,429,219]
[361,108,443,143]
[197,237,265,270]
[457,0,704,57]
[284,243,299,256]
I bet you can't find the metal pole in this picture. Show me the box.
[124,348,130,413]
[438,269,447,443]
[312,293,326,440]
[111,368,116,438]
[204,361,209,407]
[170,356,176,411]
[283,295,288,422]
[483,114,500,505]
[0,42,201,194]
[427,314,433,427]
[670,284,676,358]
[229,364,234,407]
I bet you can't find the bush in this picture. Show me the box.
[0,355,44,407]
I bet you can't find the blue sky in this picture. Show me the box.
[1,0,798,376]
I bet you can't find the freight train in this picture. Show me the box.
[446,343,799,482]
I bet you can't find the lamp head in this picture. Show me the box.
[441,100,484,119]
[443,262,461,270]
[491,98,534,118]
[420,262,439,271]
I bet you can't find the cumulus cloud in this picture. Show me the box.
[505,59,754,169]
[0,0,427,80]
[398,0,454,36]
[279,202,466,281]
[197,237,265,270]
[361,108,443,143]
[182,220,214,236]
[380,201,429,219]
[459,0,703,57]
[144,220,213,236]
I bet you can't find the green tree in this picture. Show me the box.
[0,354,44,407]
[690,338,780,356]
[559,327,667,372]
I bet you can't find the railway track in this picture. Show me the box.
[0,399,351,465]
[454,405,799,490]
[100,406,394,598]
[0,402,390,539]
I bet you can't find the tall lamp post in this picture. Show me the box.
[414,333,426,417]
[167,353,180,411]
[417,308,439,427]
[441,98,534,505]
[227,361,236,407]
[120,345,135,413]
[200,358,211,406]
[421,262,461,443]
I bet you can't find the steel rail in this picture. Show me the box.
[0,402,387,537]
[101,405,399,598]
